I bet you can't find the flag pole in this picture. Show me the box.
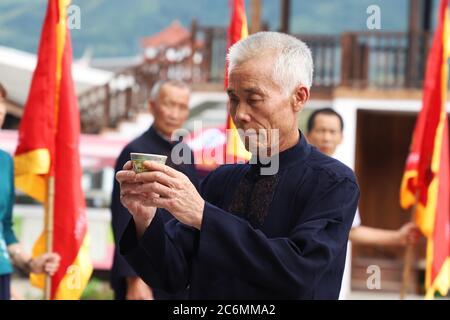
[44,176,55,300]
[400,242,414,299]
[400,193,418,300]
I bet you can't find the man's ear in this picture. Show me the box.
[337,132,344,146]
[148,100,154,115]
[291,85,309,113]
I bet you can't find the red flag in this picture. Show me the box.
[400,0,450,298]
[14,0,92,299]
[224,0,251,163]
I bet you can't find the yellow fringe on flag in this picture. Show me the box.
[30,233,93,300]
[14,149,50,203]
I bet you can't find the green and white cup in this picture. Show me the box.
[130,153,167,173]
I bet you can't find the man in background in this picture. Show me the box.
[306,107,420,298]
[110,80,199,300]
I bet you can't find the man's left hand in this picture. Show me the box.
[135,161,205,230]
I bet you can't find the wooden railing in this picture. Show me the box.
[340,31,431,88]
[78,64,156,134]
[193,29,431,90]
[295,34,341,89]
[77,23,432,133]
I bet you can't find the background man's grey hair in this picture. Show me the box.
[149,79,191,101]
[227,32,314,95]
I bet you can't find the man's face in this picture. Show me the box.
[306,114,343,156]
[0,98,6,128]
[227,55,300,153]
[150,84,190,138]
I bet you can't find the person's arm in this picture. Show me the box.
[8,243,59,275]
[118,163,220,294]
[125,277,153,300]
[120,209,198,294]
[349,222,420,246]
[8,243,32,273]
[111,153,139,276]
[111,150,154,299]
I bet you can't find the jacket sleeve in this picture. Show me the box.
[110,148,137,278]
[120,211,198,293]
[118,166,224,292]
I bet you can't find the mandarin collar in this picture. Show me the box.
[249,131,311,174]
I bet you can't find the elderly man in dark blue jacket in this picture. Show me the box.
[116,32,359,299]
[110,80,199,300]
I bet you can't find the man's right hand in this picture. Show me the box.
[126,277,154,300]
[116,161,157,237]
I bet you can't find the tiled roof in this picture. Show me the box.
[140,21,191,48]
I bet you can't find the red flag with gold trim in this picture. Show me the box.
[400,0,450,299]
[14,0,92,299]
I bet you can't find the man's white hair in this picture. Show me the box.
[149,79,190,101]
[227,31,314,94]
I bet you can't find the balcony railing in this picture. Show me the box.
[77,23,432,133]
[340,31,431,88]
[195,27,431,89]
